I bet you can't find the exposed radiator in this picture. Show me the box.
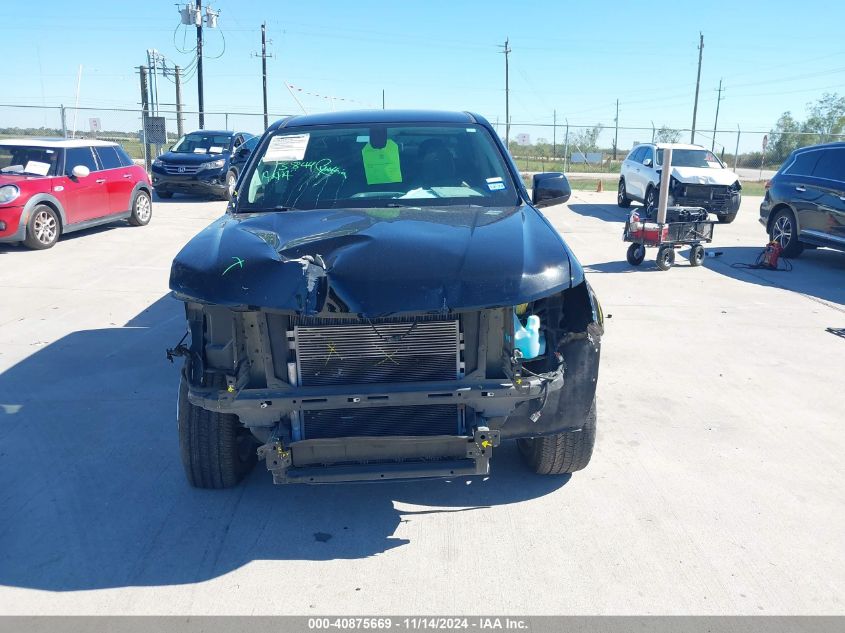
[291,317,461,387]
[303,404,462,439]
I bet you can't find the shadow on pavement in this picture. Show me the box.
[566,202,639,224]
[703,245,845,307]
[0,295,570,592]
[0,222,124,252]
[153,192,226,204]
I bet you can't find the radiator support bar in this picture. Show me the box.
[257,426,501,484]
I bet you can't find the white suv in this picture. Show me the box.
[618,143,743,223]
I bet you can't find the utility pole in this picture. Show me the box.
[712,78,723,152]
[691,32,704,144]
[553,109,557,160]
[139,65,151,171]
[500,38,511,151]
[175,65,184,137]
[261,23,268,129]
[196,0,204,129]
[252,23,271,129]
[613,99,619,160]
[382,89,385,110]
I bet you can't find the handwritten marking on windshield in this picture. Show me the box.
[222,256,245,276]
[260,158,347,183]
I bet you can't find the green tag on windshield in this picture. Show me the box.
[362,140,402,184]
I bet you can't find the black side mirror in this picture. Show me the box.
[237,146,251,158]
[531,172,571,208]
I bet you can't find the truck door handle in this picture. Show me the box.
[839,196,845,202]
[95,178,106,184]
[122,174,132,178]
[795,185,806,192]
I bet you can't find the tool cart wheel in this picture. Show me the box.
[626,243,646,266]
[655,246,675,271]
[689,244,705,266]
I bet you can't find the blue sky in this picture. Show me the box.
[2,0,844,151]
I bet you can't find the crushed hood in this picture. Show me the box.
[169,205,582,317]
[670,166,740,186]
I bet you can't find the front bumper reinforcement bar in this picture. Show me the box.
[256,426,501,484]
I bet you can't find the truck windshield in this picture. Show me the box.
[657,149,723,168]
[237,123,519,211]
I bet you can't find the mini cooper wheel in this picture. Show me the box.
[617,179,631,208]
[769,208,803,258]
[626,242,646,266]
[128,190,152,226]
[655,245,675,271]
[23,204,60,249]
[689,244,705,266]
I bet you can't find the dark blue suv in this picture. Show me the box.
[760,142,845,257]
[151,130,254,200]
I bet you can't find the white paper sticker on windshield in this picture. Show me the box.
[265,133,310,162]
[486,176,503,183]
[209,146,224,154]
[24,160,50,176]
[193,148,207,154]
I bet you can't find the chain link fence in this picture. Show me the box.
[4,103,844,179]
[0,104,293,164]
[499,121,845,180]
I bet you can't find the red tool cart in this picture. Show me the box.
[623,206,716,271]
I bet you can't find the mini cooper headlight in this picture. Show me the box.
[0,185,20,205]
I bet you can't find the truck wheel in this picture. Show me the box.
[128,190,152,226]
[617,179,631,207]
[716,211,738,224]
[177,375,257,489]
[518,399,596,474]
[626,242,645,266]
[655,245,675,271]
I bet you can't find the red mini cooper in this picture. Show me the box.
[0,138,152,249]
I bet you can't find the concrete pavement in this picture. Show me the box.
[0,192,843,615]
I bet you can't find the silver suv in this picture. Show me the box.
[618,143,743,223]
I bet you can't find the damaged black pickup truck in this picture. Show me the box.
[169,110,603,487]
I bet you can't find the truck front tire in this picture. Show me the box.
[177,375,257,488]
[518,398,596,474]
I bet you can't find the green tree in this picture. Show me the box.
[655,126,681,143]
[570,124,603,153]
[803,92,845,143]
[768,112,802,163]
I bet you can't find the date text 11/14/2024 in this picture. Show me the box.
[307,617,529,630]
